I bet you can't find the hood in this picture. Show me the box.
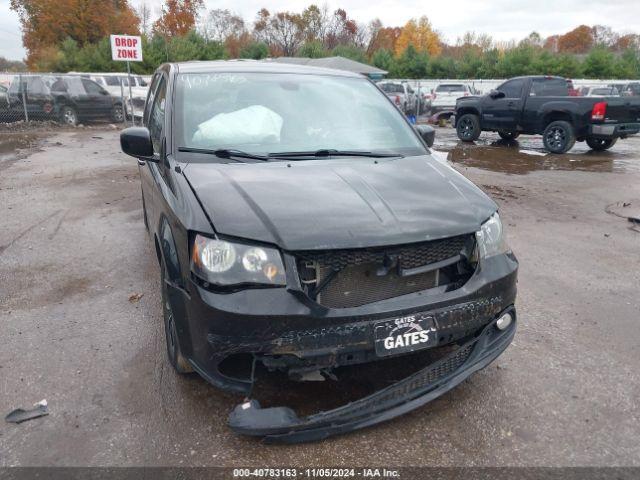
[182,155,497,251]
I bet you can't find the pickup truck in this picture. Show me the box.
[454,75,640,153]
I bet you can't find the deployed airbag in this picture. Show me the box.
[192,105,283,147]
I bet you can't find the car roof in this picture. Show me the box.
[172,60,363,78]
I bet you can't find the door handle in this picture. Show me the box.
[507,101,515,107]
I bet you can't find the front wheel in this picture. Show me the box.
[161,262,193,374]
[542,120,576,154]
[112,104,124,123]
[586,137,617,151]
[498,131,520,140]
[60,106,78,126]
[456,113,481,142]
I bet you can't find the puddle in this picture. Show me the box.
[433,130,640,174]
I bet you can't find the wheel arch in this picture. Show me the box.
[540,110,574,131]
[454,107,480,126]
[157,214,182,284]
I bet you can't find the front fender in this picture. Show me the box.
[159,215,181,284]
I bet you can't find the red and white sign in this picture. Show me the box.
[110,35,143,62]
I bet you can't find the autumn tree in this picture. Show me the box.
[395,17,442,57]
[200,9,245,42]
[557,25,594,54]
[543,35,559,52]
[613,34,640,52]
[153,0,204,37]
[10,0,139,68]
[253,9,306,56]
[369,26,402,54]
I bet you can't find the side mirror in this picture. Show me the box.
[489,90,505,99]
[414,124,435,147]
[120,127,156,160]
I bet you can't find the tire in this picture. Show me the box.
[112,104,124,123]
[586,137,617,151]
[498,131,520,140]
[456,113,481,142]
[542,120,576,154]
[60,106,78,126]
[160,262,193,374]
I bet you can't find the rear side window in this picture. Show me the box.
[530,78,569,96]
[82,79,104,95]
[498,79,525,98]
[148,77,167,155]
[380,83,404,94]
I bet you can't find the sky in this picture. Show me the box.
[1,0,639,61]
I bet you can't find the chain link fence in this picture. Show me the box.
[0,72,150,126]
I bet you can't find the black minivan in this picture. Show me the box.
[120,61,518,443]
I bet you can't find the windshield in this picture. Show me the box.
[175,73,426,158]
[436,84,465,93]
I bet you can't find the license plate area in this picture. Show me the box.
[374,313,437,357]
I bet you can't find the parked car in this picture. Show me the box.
[5,75,123,125]
[418,89,433,112]
[120,61,518,443]
[431,83,473,112]
[88,73,147,118]
[377,81,419,115]
[580,86,620,97]
[455,75,640,153]
[608,82,640,97]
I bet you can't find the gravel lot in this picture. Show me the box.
[1,126,639,467]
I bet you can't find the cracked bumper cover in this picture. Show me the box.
[228,312,516,443]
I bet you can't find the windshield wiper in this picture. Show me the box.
[177,147,269,161]
[268,149,404,159]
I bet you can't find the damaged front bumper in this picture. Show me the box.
[228,311,516,443]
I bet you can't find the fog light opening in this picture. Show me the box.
[496,313,513,331]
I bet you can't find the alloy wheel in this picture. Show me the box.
[545,126,566,151]
[459,117,475,140]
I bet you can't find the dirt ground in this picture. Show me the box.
[1,126,639,467]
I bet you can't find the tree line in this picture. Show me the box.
[8,0,640,79]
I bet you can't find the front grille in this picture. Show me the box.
[295,234,476,308]
[318,263,438,308]
[297,235,468,271]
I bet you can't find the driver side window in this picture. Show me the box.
[498,79,524,99]
[148,77,167,156]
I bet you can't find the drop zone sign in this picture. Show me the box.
[110,35,143,62]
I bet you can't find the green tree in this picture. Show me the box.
[371,48,394,72]
[331,44,367,63]
[393,44,429,78]
[428,55,457,78]
[616,48,640,79]
[239,41,269,59]
[297,41,327,58]
[582,47,616,78]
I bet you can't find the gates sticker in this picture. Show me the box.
[110,35,143,62]
[375,314,438,356]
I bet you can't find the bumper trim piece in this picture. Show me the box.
[228,311,516,443]
[590,122,640,138]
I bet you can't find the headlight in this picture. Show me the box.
[191,234,286,286]
[476,212,509,258]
